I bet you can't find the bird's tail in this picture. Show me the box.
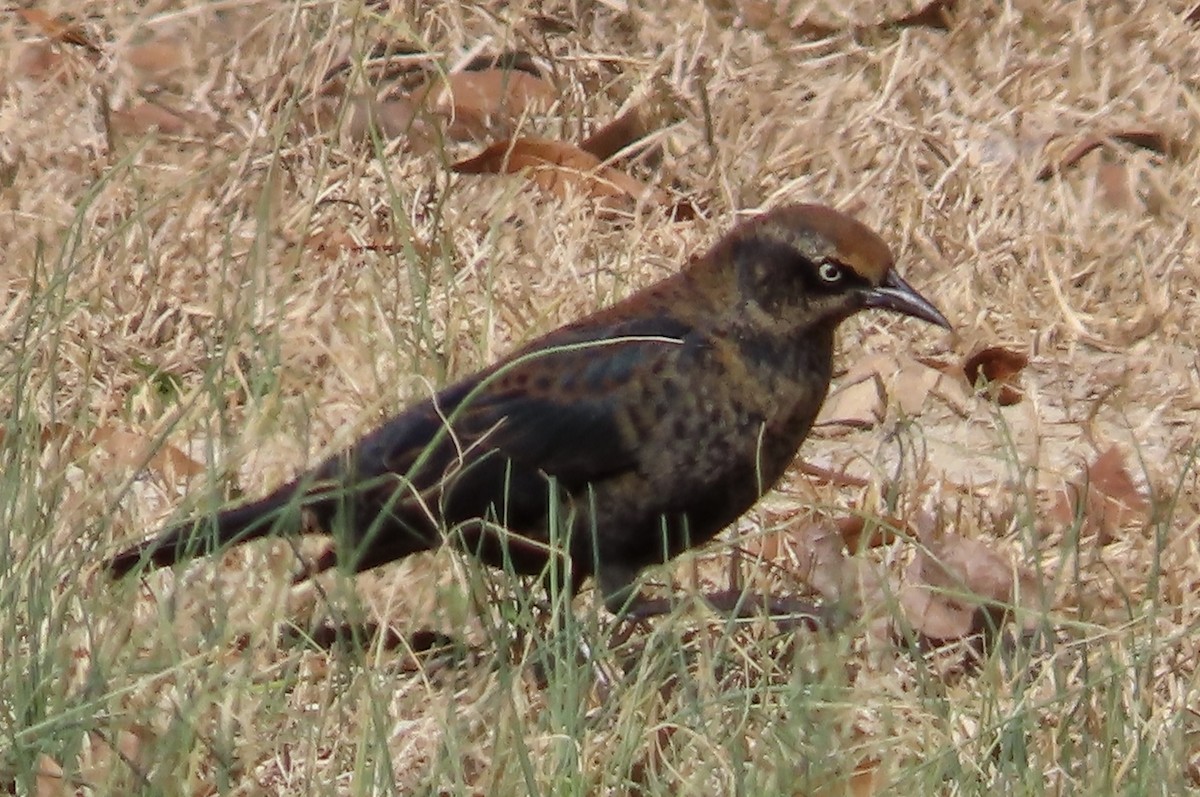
[105,483,309,579]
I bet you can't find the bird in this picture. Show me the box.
[105,204,950,616]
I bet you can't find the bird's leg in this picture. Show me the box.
[697,589,838,632]
[597,563,661,617]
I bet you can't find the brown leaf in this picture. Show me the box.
[791,18,841,38]
[109,101,194,137]
[1189,4,1200,25]
[795,0,957,38]
[816,371,885,429]
[580,91,683,160]
[836,515,906,550]
[14,42,69,82]
[124,40,183,80]
[1048,445,1148,544]
[963,345,1027,406]
[436,69,556,132]
[901,530,1015,644]
[1037,130,1183,180]
[17,8,101,54]
[80,728,152,788]
[753,520,885,616]
[810,758,884,797]
[345,94,436,152]
[91,427,204,480]
[34,753,66,797]
[888,0,958,31]
[628,725,680,796]
[818,354,945,427]
[892,359,942,416]
[452,137,671,210]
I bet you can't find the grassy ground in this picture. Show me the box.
[3,1,1200,794]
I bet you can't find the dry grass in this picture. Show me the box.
[3,0,1200,794]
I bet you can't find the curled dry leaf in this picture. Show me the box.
[836,514,907,550]
[816,353,949,430]
[963,345,1027,405]
[91,427,204,481]
[437,68,556,123]
[17,8,101,54]
[452,137,674,213]
[14,42,71,83]
[889,0,959,30]
[752,519,885,618]
[1036,129,1184,181]
[580,86,685,160]
[123,40,184,83]
[80,728,153,788]
[1048,445,1149,544]
[900,530,1017,644]
[346,94,437,152]
[109,101,201,137]
[794,0,958,38]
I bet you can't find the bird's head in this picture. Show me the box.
[721,204,950,334]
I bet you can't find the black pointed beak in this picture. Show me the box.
[863,270,951,330]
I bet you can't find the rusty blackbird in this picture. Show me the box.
[106,204,950,614]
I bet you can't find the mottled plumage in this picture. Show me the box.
[106,204,950,612]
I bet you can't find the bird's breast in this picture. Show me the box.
[619,331,833,490]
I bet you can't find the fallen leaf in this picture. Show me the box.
[892,359,942,416]
[14,42,69,83]
[580,89,684,160]
[461,51,543,77]
[817,354,944,427]
[628,725,680,795]
[836,514,906,550]
[124,40,183,80]
[1048,445,1149,544]
[1037,130,1183,181]
[810,758,884,797]
[452,137,671,211]
[17,8,101,54]
[963,345,1027,406]
[109,101,195,136]
[91,427,204,480]
[794,0,958,38]
[34,753,66,797]
[816,371,885,429]
[346,93,436,151]
[442,68,555,114]
[797,461,870,488]
[888,0,958,31]
[753,520,885,617]
[901,527,1016,644]
[80,728,152,788]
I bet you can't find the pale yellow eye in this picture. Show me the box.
[818,261,843,283]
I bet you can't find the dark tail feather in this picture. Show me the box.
[106,484,308,579]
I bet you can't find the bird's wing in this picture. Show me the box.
[345,315,695,498]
